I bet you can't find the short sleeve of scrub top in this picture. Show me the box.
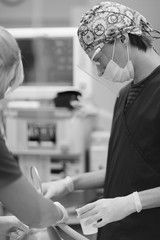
[0,133,22,190]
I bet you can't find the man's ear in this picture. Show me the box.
[120,34,129,46]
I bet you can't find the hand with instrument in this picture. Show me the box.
[0,215,29,240]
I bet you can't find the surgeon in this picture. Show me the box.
[0,26,68,239]
[42,2,160,240]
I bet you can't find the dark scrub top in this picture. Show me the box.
[0,133,22,190]
[98,66,160,240]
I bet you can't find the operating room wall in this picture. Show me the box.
[0,0,160,131]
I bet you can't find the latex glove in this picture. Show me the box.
[42,177,74,199]
[0,216,29,239]
[76,194,137,228]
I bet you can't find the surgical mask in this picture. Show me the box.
[102,40,134,83]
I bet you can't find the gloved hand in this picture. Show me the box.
[42,177,74,199]
[54,202,69,224]
[76,193,140,228]
[0,215,29,240]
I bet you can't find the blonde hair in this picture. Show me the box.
[0,26,24,98]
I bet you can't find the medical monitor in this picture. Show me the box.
[7,27,92,100]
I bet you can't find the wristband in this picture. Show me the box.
[54,202,68,224]
[133,191,142,213]
[64,176,74,193]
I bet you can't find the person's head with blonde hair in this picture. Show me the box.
[0,26,24,99]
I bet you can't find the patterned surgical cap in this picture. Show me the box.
[77,1,155,53]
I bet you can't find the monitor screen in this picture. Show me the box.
[18,36,73,86]
[6,27,81,100]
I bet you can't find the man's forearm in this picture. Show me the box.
[139,187,160,210]
[72,169,106,191]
